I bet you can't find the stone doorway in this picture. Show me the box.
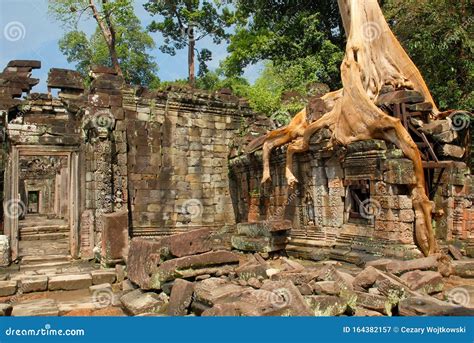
[3,146,80,261]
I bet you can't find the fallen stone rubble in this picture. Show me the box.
[119,229,474,317]
[1,228,472,317]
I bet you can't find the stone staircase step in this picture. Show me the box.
[21,255,71,265]
[20,225,69,234]
[20,261,72,271]
[20,232,69,241]
[12,299,59,316]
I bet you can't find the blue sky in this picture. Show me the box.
[0,0,262,92]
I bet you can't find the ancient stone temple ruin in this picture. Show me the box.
[0,59,472,317]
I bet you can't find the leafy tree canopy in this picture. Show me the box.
[221,0,344,90]
[384,0,473,110]
[49,0,159,87]
[144,0,236,84]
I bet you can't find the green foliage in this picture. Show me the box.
[221,1,344,90]
[144,0,235,76]
[384,0,473,110]
[49,0,159,87]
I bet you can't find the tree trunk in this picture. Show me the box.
[252,0,439,256]
[89,0,123,76]
[188,26,195,87]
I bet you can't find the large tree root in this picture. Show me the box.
[249,0,440,256]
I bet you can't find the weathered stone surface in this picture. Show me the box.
[101,210,129,264]
[0,236,10,267]
[235,261,267,280]
[353,266,379,290]
[353,307,384,316]
[398,296,473,316]
[18,276,48,293]
[452,261,474,278]
[236,221,292,237]
[89,283,112,294]
[439,144,465,159]
[127,238,166,289]
[261,280,313,316]
[12,299,59,316]
[48,68,84,90]
[150,251,240,288]
[161,228,214,258]
[400,271,443,294]
[0,303,12,316]
[115,264,127,283]
[168,279,195,316]
[385,255,438,275]
[7,60,41,68]
[419,120,450,135]
[91,269,117,285]
[272,269,323,285]
[354,291,392,315]
[310,281,340,295]
[193,278,246,307]
[120,289,167,316]
[448,245,464,260]
[305,295,347,316]
[231,235,288,253]
[202,289,290,316]
[0,280,17,296]
[48,274,92,291]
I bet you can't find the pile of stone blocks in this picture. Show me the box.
[231,220,292,253]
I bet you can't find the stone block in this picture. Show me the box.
[194,278,247,307]
[261,280,313,316]
[48,274,92,291]
[150,251,240,288]
[305,295,347,316]
[91,269,117,285]
[385,255,439,275]
[0,281,17,296]
[101,210,129,264]
[18,276,48,293]
[400,270,443,294]
[310,281,340,295]
[12,299,59,316]
[167,279,195,316]
[120,289,167,316]
[353,266,379,290]
[236,220,292,237]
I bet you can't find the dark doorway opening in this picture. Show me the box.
[27,191,40,214]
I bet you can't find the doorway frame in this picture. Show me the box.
[4,145,80,260]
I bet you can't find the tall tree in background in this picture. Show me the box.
[222,0,344,90]
[144,0,235,86]
[384,0,473,110]
[49,0,159,86]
